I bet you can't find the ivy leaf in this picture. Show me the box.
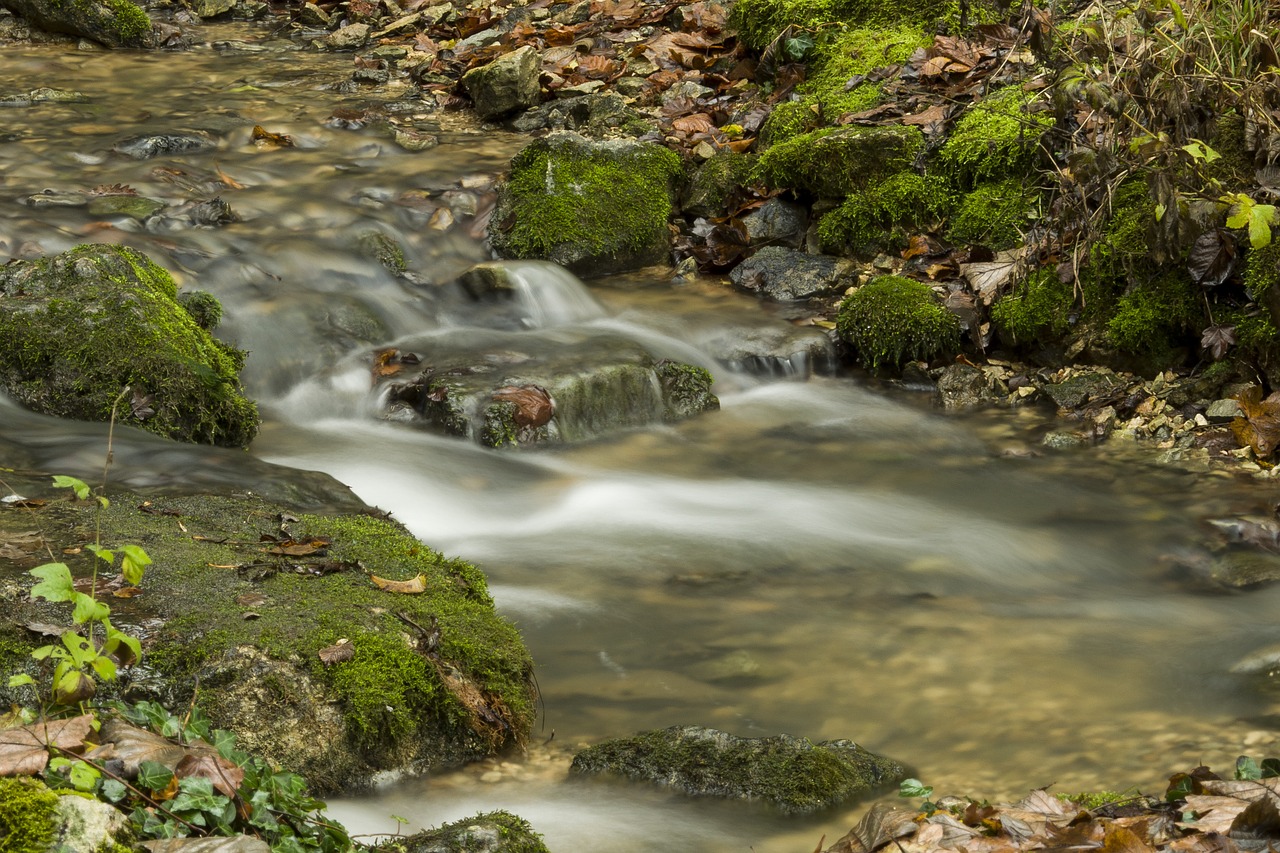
[137,760,177,792]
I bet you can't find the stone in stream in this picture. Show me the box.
[570,725,907,814]
[0,244,260,448]
[462,44,542,120]
[113,132,216,160]
[730,246,856,301]
[0,0,152,47]
[374,811,549,853]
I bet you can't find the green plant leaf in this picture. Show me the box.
[1237,755,1262,780]
[90,655,117,682]
[7,673,34,688]
[1249,204,1276,249]
[783,32,814,61]
[71,592,109,625]
[51,475,91,500]
[87,544,115,565]
[137,760,175,792]
[120,545,152,586]
[100,778,128,802]
[33,644,62,661]
[900,778,934,798]
[104,622,141,667]
[68,759,100,792]
[30,563,75,603]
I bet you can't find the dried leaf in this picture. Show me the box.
[0,714,94,776]
[1201,324,1237,360]
[1232,386,1280,458]
[175,752,244,799]
[318,639,355,665]
[99,719,188,775]
[371,573,427,594]
[251,125,294,148]
[826,802,919,853]
[1188,229,1237,287]
[960,248,1028,305]
[491,385,555,427]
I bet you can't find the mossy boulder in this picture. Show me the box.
[0,488,537,795]
[0,777,59,853]
[939,86,1054,187]
[461,45,542,121]
[570,725,906,814]
[991,267,1074,350]
[818,171,954,256]
[379,811,549,853]
[489,132,683,277]
[0,244,259,448]
[947,178,1040,250]
[836,275,961,370]
[729,0,1004,50]
[0,0,152,47]
[682,150,757,219]
[755,125,924,199]
[379,329,719,447]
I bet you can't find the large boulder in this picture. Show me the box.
[730,246,856,301]
[0,244,259,448]
[756,125,924,199]
[0,0,152,47]
[570,725,906,814]
[0,485,538,795]
[489,132,683,277]
[462,44,542,120]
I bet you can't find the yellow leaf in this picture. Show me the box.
[370,573,426,594]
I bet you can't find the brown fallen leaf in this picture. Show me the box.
[0,714,94,776]
[1232,386,1280,459]
[99,719,188,776]
[175,752,244,799]
[318,639,355,665]
[251,125,294,148]
[491,385,555,428]
[371,573,426,594]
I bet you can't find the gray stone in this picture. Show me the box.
[462,44,541,120]
[297,2,331,26]
[113,132,215,159]
[1041,368,1125,410]
[1231,643,1280,675]
[743,198,808,248]
[320,22,370,50]
[729,246,855,301]
[1211,550,1280,588]
[510,92,652,138]
[935,364,1007,410]
[24,189,87,208]
[371,10,418,36]
[570,725,905,814]
[54,793,130,851]
[662,79,713,107]
[0,0,152,47]
[1041,430,1091,450]
[1205,398,1243,421]
[191,0,234,18]
[86,194,166,219]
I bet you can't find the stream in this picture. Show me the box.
[4,22,1280,852]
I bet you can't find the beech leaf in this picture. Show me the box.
[370,573,427,594]
[0,714,94,776]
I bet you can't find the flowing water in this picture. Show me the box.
[4,23,1280,852]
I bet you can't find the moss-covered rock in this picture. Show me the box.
[939,86,1053,188]
[799,25,930,121]
[947,177,1039,250]
[381,811,549,853]
[0,244,259,448]
[682,150,756,219]
[0,777,59,853]
[756,125,924,199]
[0,490,537,795]
[758,98,822,149]
[729,0,1000,51]
[836,275,961,369]
[461,45,542,121]
[570,725,906,814]
[991,267,1074,348]
[488,132,683,277]
[0,0,152,47]
[818,171,954,256]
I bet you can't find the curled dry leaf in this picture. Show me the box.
[491,385,554,428]
[370,573,427,594]
[1232,386,1280,459]
[251,125,294,148]
[318,638,355,665]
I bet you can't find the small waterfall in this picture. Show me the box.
[456,260,607,329]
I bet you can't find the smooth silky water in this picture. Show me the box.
[4,24,1280,852]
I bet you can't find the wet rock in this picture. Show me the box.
[511,92,653,138]
[1232,643,1280,676]
[935,364,1007,410]
[1211,550,1280,588]
[296,1,330,25]
[661,79,713,107]
[1042,430,1092,450]
[570,725,906,814]
[24,189,87,208]
[1205,398,1242,422]
[113,132,216,159]
[380,811,548,853]
[682,150,754,219]
[356,229,408,274]
[1041,368,1126,410]
[0,244,258,447]
[371,10,420,36]
[489,132,682,277]
[319,22,370,50]
[379,330,717,447]
[86,194,166,219]
[0,86,87,105]
[742,198,808,248]
[55,787,131,851]
[703,324,835,378]
[729,246,855,301]
[0,0,153,47]
[461,44,541,120]
[190,0,234,18]
[394,128,439,151]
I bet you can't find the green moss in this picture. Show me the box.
[755,125,924,198]
[801,25,931,121]
[818,170,954,255]
[1106,271,1198,357]
[655,360,719,421]
[1080,180,1157,314]
[759,98,822,149]
[356,230,408,275]
[947,178,1040,249]
[991,267,1073,347]
[493,135,682,272]
[382,811,549,853]
[103,0,150,42]
[682,151,757,218]
[1244,238,1280,302]
[836,275,961,369]
[177,290,223,331]
[1059,790,1138,809]
[730,0,990,51]
[0,244,258,448]
[0,777,59,853]
[939,87,1053,188]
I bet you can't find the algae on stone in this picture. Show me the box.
[836,275,961,369]
[0,244,259,448]
[570,725,906,814]
[0,0,152,47]
[489,132,683,277]
[379,811,550,853]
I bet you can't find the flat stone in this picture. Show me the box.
[462,44,542,119]
[729,246,855,301]
[113,132,216,159]
[1205,398,1242,421]
[320,23,370,50]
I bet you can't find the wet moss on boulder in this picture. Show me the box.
[0,244,259,448]
[837,275,961,370]
[755,125,924,199]
[946,177,1039,250]
[0,0,152,47]
[489,132,683,277]
[378,811,549,853]
[0,777,59,853]
[818,171,954,256]
[570,725,906,814]
[939,86,1053,187]
[0,489,537,795]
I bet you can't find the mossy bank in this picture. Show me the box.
[0,484,537,794]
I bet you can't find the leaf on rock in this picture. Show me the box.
[175,752,244,800]
[261,538,329,557]
[0,714,93,776]
[960,248,1028,305]
[491,385,555,427]
[1188,229,1237,287]
[826,803,919,853]
[251,125,294,148]
[370,573,427,594]
[1232,386,1280,458]
[318,639,355,666]
[99,719,188,776]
